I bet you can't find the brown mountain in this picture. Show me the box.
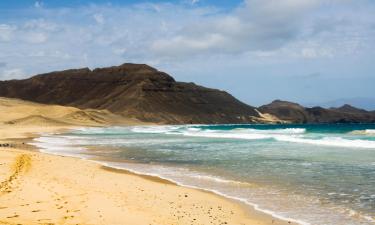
[257,100,310,123]
[2,63,374,124]
[330,104,368,114]
[259,100,375,123]
[0,63,262,124]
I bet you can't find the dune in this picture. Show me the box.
[5,115,71,126]
[0,97,146,140]
[0,97,145,127]
[0,97,78,122]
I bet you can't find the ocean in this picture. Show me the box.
[31,124,375,225]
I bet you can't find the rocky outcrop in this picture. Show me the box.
[0,63,261,124]
[259,100,375,123]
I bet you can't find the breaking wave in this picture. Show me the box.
[129,126,375,149]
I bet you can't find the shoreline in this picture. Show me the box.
[30,126,307,225]
[96,161,307,225]
[0,125,297,225]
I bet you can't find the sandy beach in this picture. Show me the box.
[0,128,295,225]
[0,98,294,225]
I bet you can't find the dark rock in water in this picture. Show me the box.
[259,100,375,123]
[0,63,260,124]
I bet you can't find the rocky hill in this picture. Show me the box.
[259,100,375,123]
[1,63,374,124]
[0,63,262,124]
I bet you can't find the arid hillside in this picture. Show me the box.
[0,63,262,124]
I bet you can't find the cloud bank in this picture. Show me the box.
[0,0,374,105]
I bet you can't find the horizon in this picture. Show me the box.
[1,0,375,108]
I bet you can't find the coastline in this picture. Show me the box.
[0,124,296,225]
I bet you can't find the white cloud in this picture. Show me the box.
[0,68,25,80]
[0,0,374,81]
[24,32,48,44]
[34,1,43,8]
[24,19,57,31]
[150,0,326,58]
[0,24,15,42]
[301,48,334,58]
[191,0,200,5]
[93,13,105,25]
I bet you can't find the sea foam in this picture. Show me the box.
[350,129,375,136]
[30,124,375,225]
[176,127,375,149]
[274,136,375,149]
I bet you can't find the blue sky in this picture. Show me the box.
[0,0,375,107]
[0,0,241,9]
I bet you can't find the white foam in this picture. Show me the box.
[131,125,183,134]
[179,128,306,140]
[190,174,254,186]
[178,129,375,149]
[275,136,375,149]
[349,129,375,136]
[365,129,375,134]
[234,128,306,134]
[129,126,375,149]
[66,126,375,150]
[182,130,271,140]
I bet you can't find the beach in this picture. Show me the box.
[0,127,292,225]
[0,98,292,225]
[29,124,375,225]
[2,98,375,225]
[1,0,374,223]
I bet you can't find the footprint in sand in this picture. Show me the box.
[6,214,19,218]
[37,218,51,222]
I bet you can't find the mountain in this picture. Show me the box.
[259,100,375,123]
[330,104,368,114]
[1,63,374,124]
[257,100,310,123]
[305,97,375,111]
[0,63,263,124]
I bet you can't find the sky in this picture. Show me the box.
[0,0,375,107]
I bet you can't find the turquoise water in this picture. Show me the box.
[32,124,375,225]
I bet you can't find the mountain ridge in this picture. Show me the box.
[1,63,374,124]
[259,100,375,123]
[304,97,375,111]
[0,63,262,124]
